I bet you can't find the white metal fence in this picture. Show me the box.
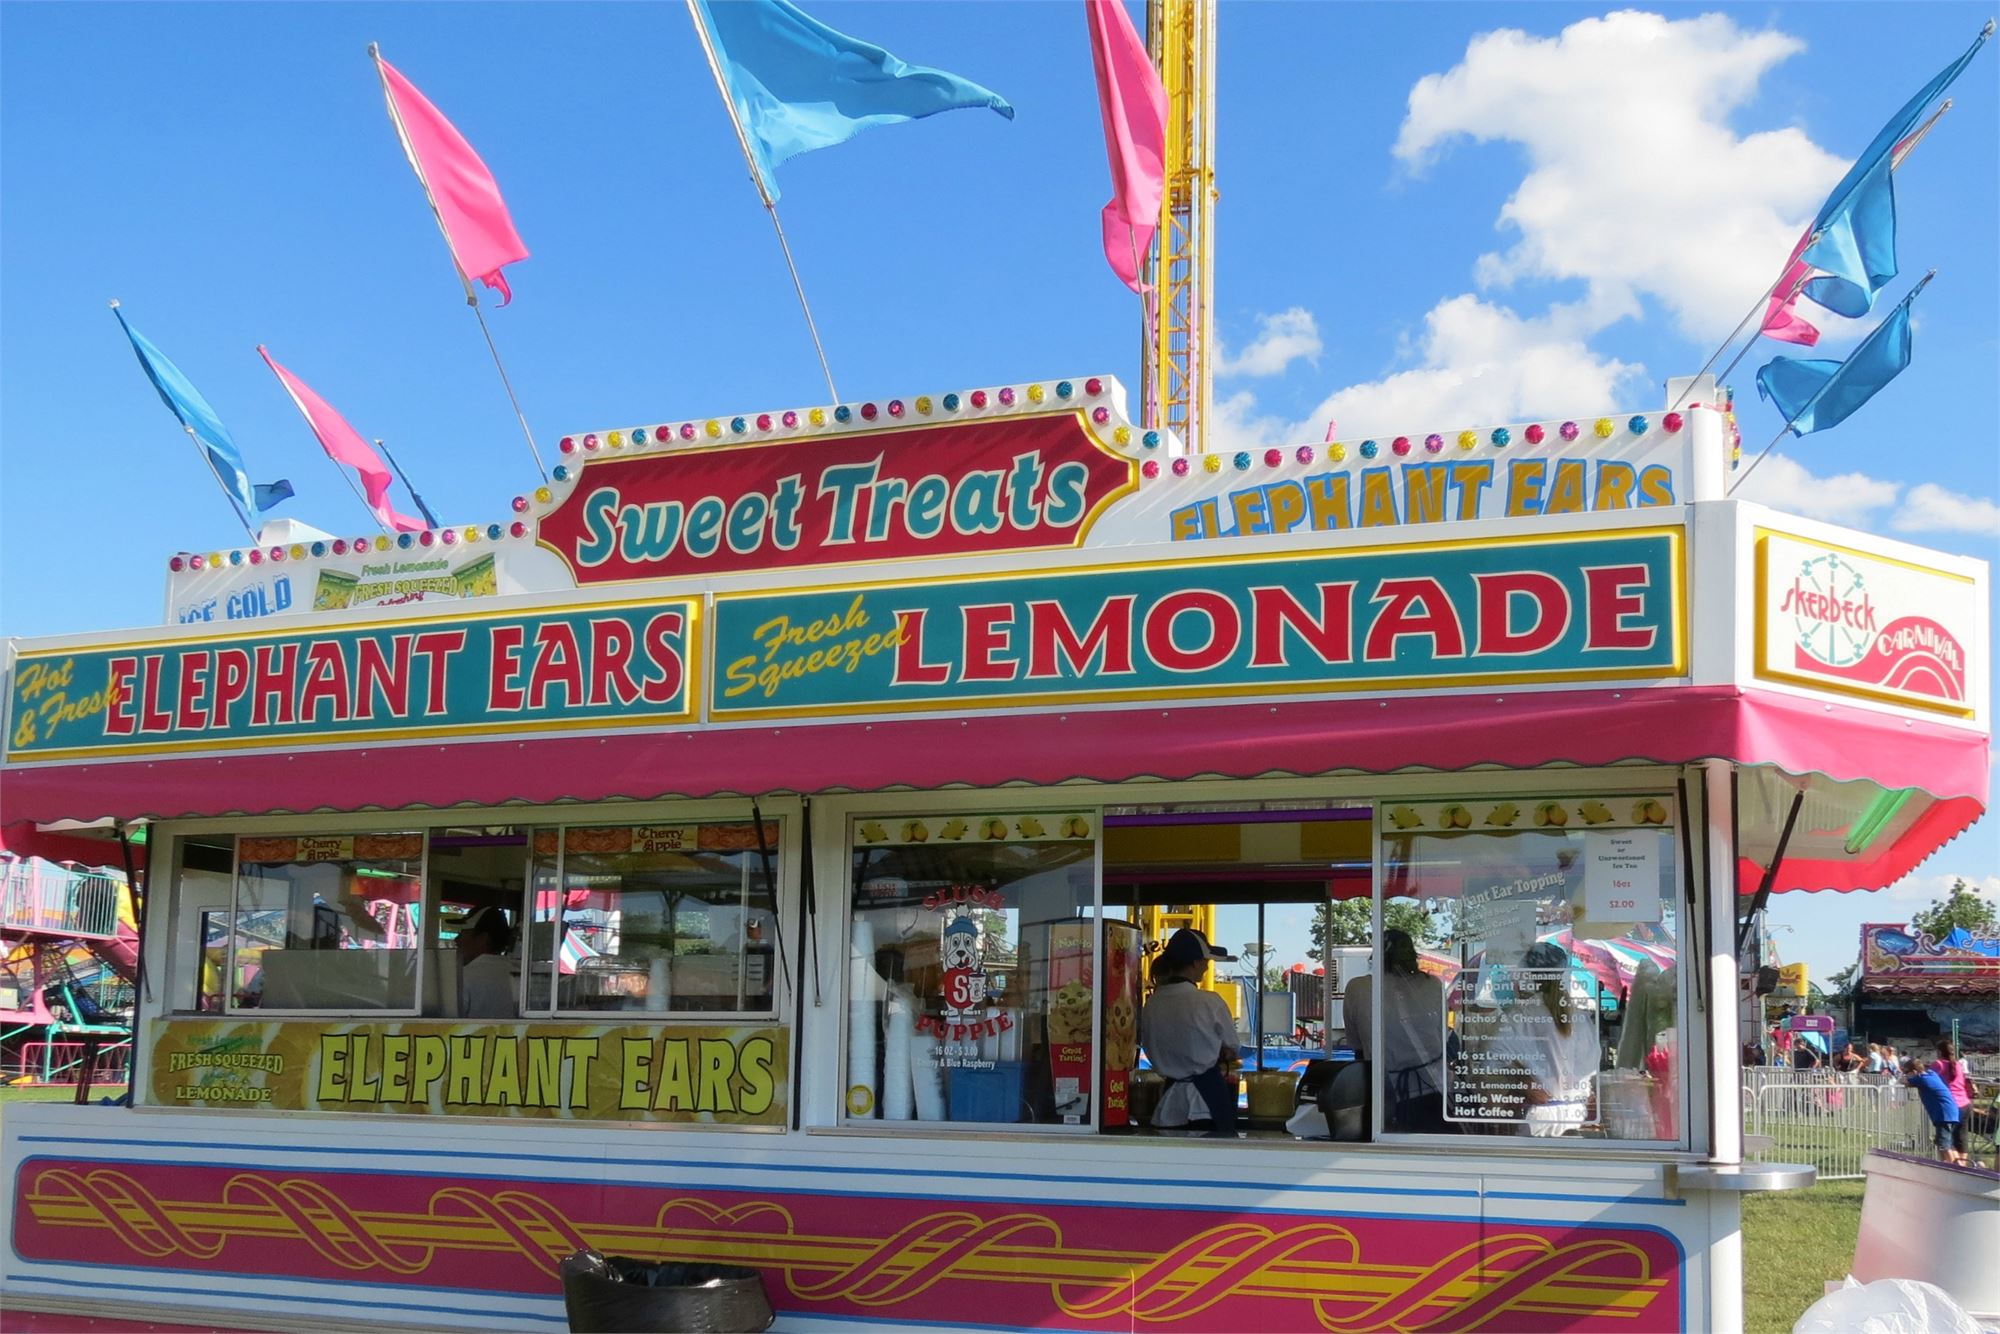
[1743,1071,1936,1179]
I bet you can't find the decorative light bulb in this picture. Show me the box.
[1027,384,1045,404]
[1056,380,1074,399]
[1457,431,1478,451]
[1142,460,1159,479]
[1295,446,1315,464]
[1559,420,1580,441]
[1524,424,1546,445]
[1490,428,1511,447]
[998,387,1016,406]
[1594,417,1615,438]
[1662,411,1684,433]
[1628,415,1648,435]
[1359,439,1379,459]
[1171,457,1191,476]
[1084,377,1103,396]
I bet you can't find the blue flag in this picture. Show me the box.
[113,305,292,526]
[692,0,1012,201]
[1755,282,1923,437]
[1799,23,1991,316]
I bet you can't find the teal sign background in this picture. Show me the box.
[7,602,693,759]
[712,531,1681,717]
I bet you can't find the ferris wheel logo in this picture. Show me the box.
[1782,553,1877,668]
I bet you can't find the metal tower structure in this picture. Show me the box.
[1144,0,1216,451]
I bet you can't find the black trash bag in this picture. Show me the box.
[560,1250,774,1334]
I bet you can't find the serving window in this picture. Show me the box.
[1379,794,1685,1145]
[226,832,427,1013]
[846,813,1100,1127]
[531,821,781,1018]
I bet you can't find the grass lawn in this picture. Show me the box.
[1742,1179,1866,1334]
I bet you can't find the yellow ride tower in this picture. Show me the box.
[1143,0,1217,453]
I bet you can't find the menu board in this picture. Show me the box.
[1445,964,1601,1128]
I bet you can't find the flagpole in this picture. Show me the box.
[180,426,263,546]
[370,43,547,483]
[376,437,439,529]
[685,0,841,404]
[1728,270,1933,497]
[108,301,262,545]
[1677,97,1959,414]
[1698,101,1957,398]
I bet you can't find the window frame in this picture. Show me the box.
[537,817,787,1024]
[836,807,1106,1134]
[222,828,431,1020]
[1369,788,1695,1151]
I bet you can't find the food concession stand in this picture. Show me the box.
[1,375,1988,1332]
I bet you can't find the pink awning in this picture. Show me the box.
[2,686,1983,894]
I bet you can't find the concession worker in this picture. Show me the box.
[1139,929,1241,1137]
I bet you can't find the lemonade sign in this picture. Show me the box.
[148,1018,787,1124]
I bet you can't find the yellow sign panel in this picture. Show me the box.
[1775,963,1809,998]
[147,1019,787,1124]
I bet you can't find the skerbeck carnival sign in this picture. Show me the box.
[1754,528,1979,717]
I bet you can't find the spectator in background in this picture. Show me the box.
[1931,1040,1974,1163]
[1865,1043,1886,1075]
[1834,1042,1866,1076]
[1903,1058,1965,1166]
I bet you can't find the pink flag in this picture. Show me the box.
[373,50,528,306]
[258,347,425,533]
[1085,0,1166,292]
[1759,229,1822,347]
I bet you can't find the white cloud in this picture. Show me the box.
[1891,483,2000,538]
[1216,308,1323,379]
[1395,10,1845,343]
[1210,294,1640,452]
[1733,454,1902,528]
[1212,10,1852,453]
[1883,870,2000,905]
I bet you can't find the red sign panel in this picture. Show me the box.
[538,412,1135,583]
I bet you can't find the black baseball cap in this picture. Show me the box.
[454,906,513,950]
[1162,928,1236,966]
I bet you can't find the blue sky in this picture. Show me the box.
[2,2,1994,980]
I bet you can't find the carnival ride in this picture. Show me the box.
[0,851,138,1087]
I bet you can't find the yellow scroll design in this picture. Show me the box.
[25,1168,1669,1329]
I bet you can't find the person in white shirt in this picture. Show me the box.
[1139,929,1240,1137]
[1344,929,1448,1132]
[454,906,520,1019]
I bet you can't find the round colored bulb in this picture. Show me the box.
[1524,423,1546,445]
[1330,443,1346,462]
[1628,415,1648,435]
[1092,406,1111,424]
[1141,460,1159,479]
[705,420,722,438]
[584,434,599,451]
[418,530,435,547]
[486,524,503,540]
[680,423,697,440]
[731,416,747,433]
[859,403,877,421]
[1594,417,1615,438]
[782,410,799,428]
[248,549,263,565]
[1559,420,1580,441]
[512,496,529,513]
[887,399,905,417]
[535,486,552,504]
[1115,426,1131,444]
[809,408,826,426]
[1359,439,1379,459]
[1295,445,1315,464]
[607,431,623,448]
[510,521,527,538]
[1202,454,1223,473]
[559,437,576,454]
[331,540,347,556]
[1142,430,1160,449]
[441,528,457,545]
[1424,434,1444,454]
[941,394,959,412]
[309,542,325,558]
[756,414,772,431]
[553,464,570,482]
[396,533,413,549]
[169,555,186,572]
[913,398,930,415]
[1490,428,1511,447]
[632,428,647,445]
[1056,380,1074,399]
[1084,377,1103,396]
[1391,436,1411,457]
[1027,384,1045,404]
[1662,411,1684,433]
[1171,457,1190,476]
[970,390,988,408]
[1457,430,1478,451]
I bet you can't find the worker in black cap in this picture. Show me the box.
[1139,928,1240,1136]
